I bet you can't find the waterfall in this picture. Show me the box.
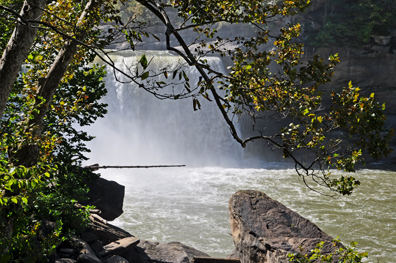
[85,50,243,167]
[82,51,396,262]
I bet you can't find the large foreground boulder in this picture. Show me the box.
[229,190,341,263]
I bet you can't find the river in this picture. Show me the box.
[96,167,396,262]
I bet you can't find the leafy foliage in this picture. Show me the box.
[0,0,109,260]
[0,61,106,261]
[287,238,368,263]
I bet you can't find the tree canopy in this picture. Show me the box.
[0,0,393,260]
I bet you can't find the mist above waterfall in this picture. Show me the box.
[84,50,243,167]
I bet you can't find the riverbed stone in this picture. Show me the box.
[86,220,133,245]
[139,240,211,263]
[229,190,341,263]
[82,232,100,243]
[55,259,77,263]
[100,237,140,257]
[72,237,97,256]
[82,177,125,221]
[122,240,211,263]
[105,255,130,263]
[59,248,76,258]
[76,253,103,263]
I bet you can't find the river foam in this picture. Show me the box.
[96,167,396,262]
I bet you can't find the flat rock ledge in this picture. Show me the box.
[229,190,342,263]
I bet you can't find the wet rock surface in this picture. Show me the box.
[229,190,341,263]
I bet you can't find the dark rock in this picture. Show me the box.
[229,190,341,263]
[77,254,103,263]
[86,220,133,245]
[124,240,211,263]
[89,240,104,257]
[82,177,125,221]
[55,259,77,263]
[104,255,130,263]
[59,248,76,258]
[82,232,100,243]
[193,258,240,263]
[120,246,148,263]
[72,237,97,256]
[69,237,103,262]
[100,237,140,257]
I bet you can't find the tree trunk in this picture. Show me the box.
[0,0,47,118]
[13,0,99,167]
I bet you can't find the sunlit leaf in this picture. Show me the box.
[141,71,149,80]
[140,54,148,69]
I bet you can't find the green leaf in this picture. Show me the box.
[140,54,148,69]
[141,71,149,80]
[11,197,18,204]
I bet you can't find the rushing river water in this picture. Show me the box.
[85,50,396,262]
[98,167,396,262]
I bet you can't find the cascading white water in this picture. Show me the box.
[86,50,243,167]
[85,50,396,262]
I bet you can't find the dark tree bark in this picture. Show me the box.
[0,0,46,118]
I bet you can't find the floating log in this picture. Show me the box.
[83,164,186,171]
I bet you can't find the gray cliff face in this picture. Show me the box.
[302,46,396,138]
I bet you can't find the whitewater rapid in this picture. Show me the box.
[98,167,396,262]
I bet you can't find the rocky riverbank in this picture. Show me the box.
[51,179,342,263]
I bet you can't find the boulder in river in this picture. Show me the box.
[82,177,125,221]
[229,190,341,263]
